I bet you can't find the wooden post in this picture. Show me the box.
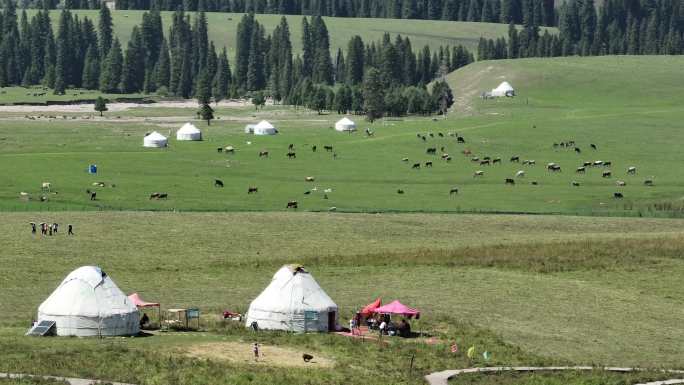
[408,353,415,377]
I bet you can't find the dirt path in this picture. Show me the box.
[424,366,684,385]
[184,341,334,368]
[0,372,136,385]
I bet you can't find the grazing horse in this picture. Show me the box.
[627,166,637,175]
[614,192,624,199]
[248,186,258,194]
[457,136,465,143]
[412,163,421,169]
[473,170,484,177]
[287,152,296,159]
[215,179,224,187]
[576,167,586,173]
[492,158,501,164]
[616,180,626,186]
[225,146,235,154]
[572,181,581,186]
[644,179,654,186]
[259,150,269,158]
[286,200,298,209]
[425,161,433,167]
[438,132,444,137]
[602,171,612,178]
[583,161,592,167]
[510,156,520,162]
[324,145,333,152]
[603,161,612,167]
[505,178,515,185]
[574,147,581,154]
[515,170,525,178]
[426,147,437,155]
[217,147,223,153]
[305,176,315,181]
[90,192,96,200]
[480,159,490,166]
[590,144,597,150]
[449,187,459,195]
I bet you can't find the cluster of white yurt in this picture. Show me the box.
[335,117,356,132]
[491,81,515,97]
[143,131,168,148]
[37,266,139,336]
[176,122,202,141]
[253,120,277,135]
[245,265,338,332]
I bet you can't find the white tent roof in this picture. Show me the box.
[245,265,338,332]
[255,120,274,129]
[336,117,355,125]
[37,266,139,336]
[253,120,277,135]
[178,122,200,134]
[144,131,168,147]
[335,117,356,132]
[493,81,514,92]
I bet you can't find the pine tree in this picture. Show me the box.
[345,35,365,85]
[82,45,100,89]
[246,23,265,91]
[432,80,453,116]
[94,96,108,116]
[235,13,255,90]
[213,47,231,104]
[120,26,145,93]
[99,37,123,93]
[311,16,333,84]
[195,68,212,104]
[98,1,113,58]
[334,48,346,84]
[199,102,214,124]
[156,37,170,89]
[301,16,313,78]
[362,67,385,122]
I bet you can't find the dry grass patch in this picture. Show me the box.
[184,341,334,369]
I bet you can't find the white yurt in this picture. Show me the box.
[491,81,515,97]
[335,117,356,132]
[253,120,277,135]
[245,265,338,332]
[37,266,140,336]
[176,122,202,141]
[143,131,168,148]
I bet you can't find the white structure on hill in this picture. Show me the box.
[253,120,277,135]
[335,117,356,132]
[176,123,202,141]
[37,266,140,336]
[491,81,515,97]
[143,131,168,147]
[245,265,338,332]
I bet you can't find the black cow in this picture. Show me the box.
[614,192,624,199]
[510,156,520,162]
[505,178,515,185]
[287,152,296,159]
[286,201,298,209]
[425,161,433,167]
[248,186,258,194]
[215,179,224,187]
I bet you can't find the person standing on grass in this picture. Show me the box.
[67,224,74,235]
[53,223,58,234]
[253,342,260,361]
[379,319,387,337]
[30,222,36,234]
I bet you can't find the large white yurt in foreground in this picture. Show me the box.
[37,266,139,336]
[491,81,515,97]
[253,120,277,135]
[143,131,168,147]
[176,122,202,141]
[245,265,338,332]
[335,117,356,132]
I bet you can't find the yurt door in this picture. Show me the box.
[327,311,336,332]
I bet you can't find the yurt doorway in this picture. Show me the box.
[327,311,336,331]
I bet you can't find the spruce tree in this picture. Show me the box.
[156,37,171,89]
[311,16,333,84]
[94,96,108,116]
[98,1,113,58]
[82,45,100,89]
[345,35,365,85]
[301,16,313,78]
[362,67,385,122]
[213,47,231,104]
[99,37,123,93]
[199,102,214,125]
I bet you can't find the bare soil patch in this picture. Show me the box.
[184,341,334,369]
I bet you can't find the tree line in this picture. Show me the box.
[0,3,465,118]
[477,0,683,60]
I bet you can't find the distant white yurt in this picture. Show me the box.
[176,122,202,141]
[491,81,515,97]
[335,117,356,132]
[37,266,140,337]
[253,120,277,135]
[143,131,168,148]
[244,124,256,134]
[245,265,338,332]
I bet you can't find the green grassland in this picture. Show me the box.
[0,86,145,105]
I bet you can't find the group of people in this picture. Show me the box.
[348,313,412,338]
[30,222,73,236]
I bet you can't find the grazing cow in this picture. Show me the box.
[259,150,269,158]
[217,147,223,153]
[602,171,612,178]
[402,157,409,162]
[576,167,586,173]
[305,176,315,182]
[627,166,637,175]
[473,170,484,177]
[215,179,224,187]
[644,179,654,186]
[324,145,333,152]
[248,186,258,194]
[583,161,592,167]
[286,200,298,209]
[480,159,490,166]
[225,146,235,153]
[531,181,539,185]
[303,354,314,363]
[41,182,51,192]
[440,146,445,152]
[445,156,452,162]
[616,180,626,186]
[304,190,311,195]
[574,147,581,154]
[492,157,501,164]
[287,152,296,159]
[449,187,459,195]
[603,161,612,167]
[428,133,434,137]
[572,181,581,187]
[505,178,515,185]
[426,147,437,155]
[547,163,560,172]
[288,144,295,150]
[421,136,427,142]
[425,161,433,167]
[594,160,603,166]
[416,133,422,138]
[515,170,525,178]
[457,136,465,143]
[397,189,405,194]
[590,144,597,150]
[471,157,480,162]
[438,132,444,137]
[614,192,624,199]
[483,156,491,161]
[412,163,420,169]
[441,153,450,160]
[149,192,167,199]
[510,156,520,162]
[90,192,96,200]
[312,145,317,152]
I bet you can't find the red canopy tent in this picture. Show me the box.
[373,300,420,319]
[128,293,161,329]
[360,297,382,316]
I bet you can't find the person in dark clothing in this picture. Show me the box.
[139,313,150,328]
[67,224,74,235]
[30,223,36,234]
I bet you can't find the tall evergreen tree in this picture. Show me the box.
[98,1,113,58]
[82,44,100,89]
[99,37,123,93]
[362,67,385,122]
[213,47,231,103]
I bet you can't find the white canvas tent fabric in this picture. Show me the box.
[37,266,140,336]
[245,265,338,332]
[253,120,277,135]
[335,117,356,132]
[143,131,168,147]
[491,81,515,97]
[176,123,202,141]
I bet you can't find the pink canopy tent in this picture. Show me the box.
[360,297,382,316]
[373,300,420,319]
[128,293,160,308]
